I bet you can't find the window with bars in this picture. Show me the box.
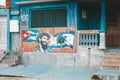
[31,8,67,28]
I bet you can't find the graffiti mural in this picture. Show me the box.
[20,8,29,27]
[20,28,77,53]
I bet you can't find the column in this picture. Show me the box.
[99,0,106,49]
[100,0,106,32]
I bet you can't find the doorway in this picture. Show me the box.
[106,10,120,48]
[0,16,7,50]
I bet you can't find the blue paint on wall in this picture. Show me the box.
[11,0,24,10]
[11,0,19,10]
[77,3,101,30]
[77,4,82,30]
[11,11,19,20]
[67,3,76,27]
[88,9,100,30]
[0,9,9,15]
[22,30,40,42]
[100,0,106,32]
[77,4,89,30]
[19,2,77,29]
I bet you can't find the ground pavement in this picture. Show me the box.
[0,77,39,80]
[0,65,95,80]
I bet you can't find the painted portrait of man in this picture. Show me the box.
[35,32,51,52]
[20,28,76,53]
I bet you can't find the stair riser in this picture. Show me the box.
[102,66,119,70]
[101,53,120,70]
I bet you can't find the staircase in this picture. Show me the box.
[101,53,120,70]
[0,51,20,67]
[94,52,120,80]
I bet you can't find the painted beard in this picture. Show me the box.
[41,41,48,50]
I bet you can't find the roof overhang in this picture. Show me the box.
[16,0,69,5]
[16,0,101,5]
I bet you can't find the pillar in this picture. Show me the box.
[99,0,106,49]
[100,0,106,32]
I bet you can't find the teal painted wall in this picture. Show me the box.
[19,2,77,29]
[77,3,100,30]
[8,1,78,51]
[11,0,27,10]
[11,0,19,10]
[10,10,19,20]
[87,8,100,30]
[100,0,106,32]
[77,4,87,30]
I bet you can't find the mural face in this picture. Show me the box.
[35,32,51,52]
[20,28,76,53]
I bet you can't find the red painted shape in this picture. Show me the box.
[6,0,11,8]
[0,0,11,8]
[21,30,31,41]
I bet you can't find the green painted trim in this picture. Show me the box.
[7,12,11,51]
[75,2,78,29]
[20,2,77,28]
[29,9,31,28]
[28,4,68,28]
[10,10,19,15]
[77,4,82,30]
[29,6,67,28]
[100,0,106,32]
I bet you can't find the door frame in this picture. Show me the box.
[0,9,11,51]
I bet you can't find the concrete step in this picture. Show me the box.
[2,59,17,63]
[0,52,20,67]
[101,66,119,70]
[101,62,120,67]
[105,48,120,53]
[101,53,120,70]
[105,53,120,57]
[0,51,8,62]
[4,55,18,59]
[0,63,17,67]
[104,57,120,60]
[95,49,120,80]
[0,60,19,67]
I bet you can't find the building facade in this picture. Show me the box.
[0,0,120,69]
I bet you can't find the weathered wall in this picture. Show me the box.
[21,46,104,69]
[21,31,105,69]
[10,11,20,51]
[10,1,105,69]
[75,47,104,69]
[11,33,20,51]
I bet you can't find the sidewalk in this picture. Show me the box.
[0,77,39,80]
[0,65,94,80]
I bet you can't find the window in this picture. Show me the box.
[31,8,67,28]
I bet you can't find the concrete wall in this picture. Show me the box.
[11,33,20,51]
[21,46,105,69]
